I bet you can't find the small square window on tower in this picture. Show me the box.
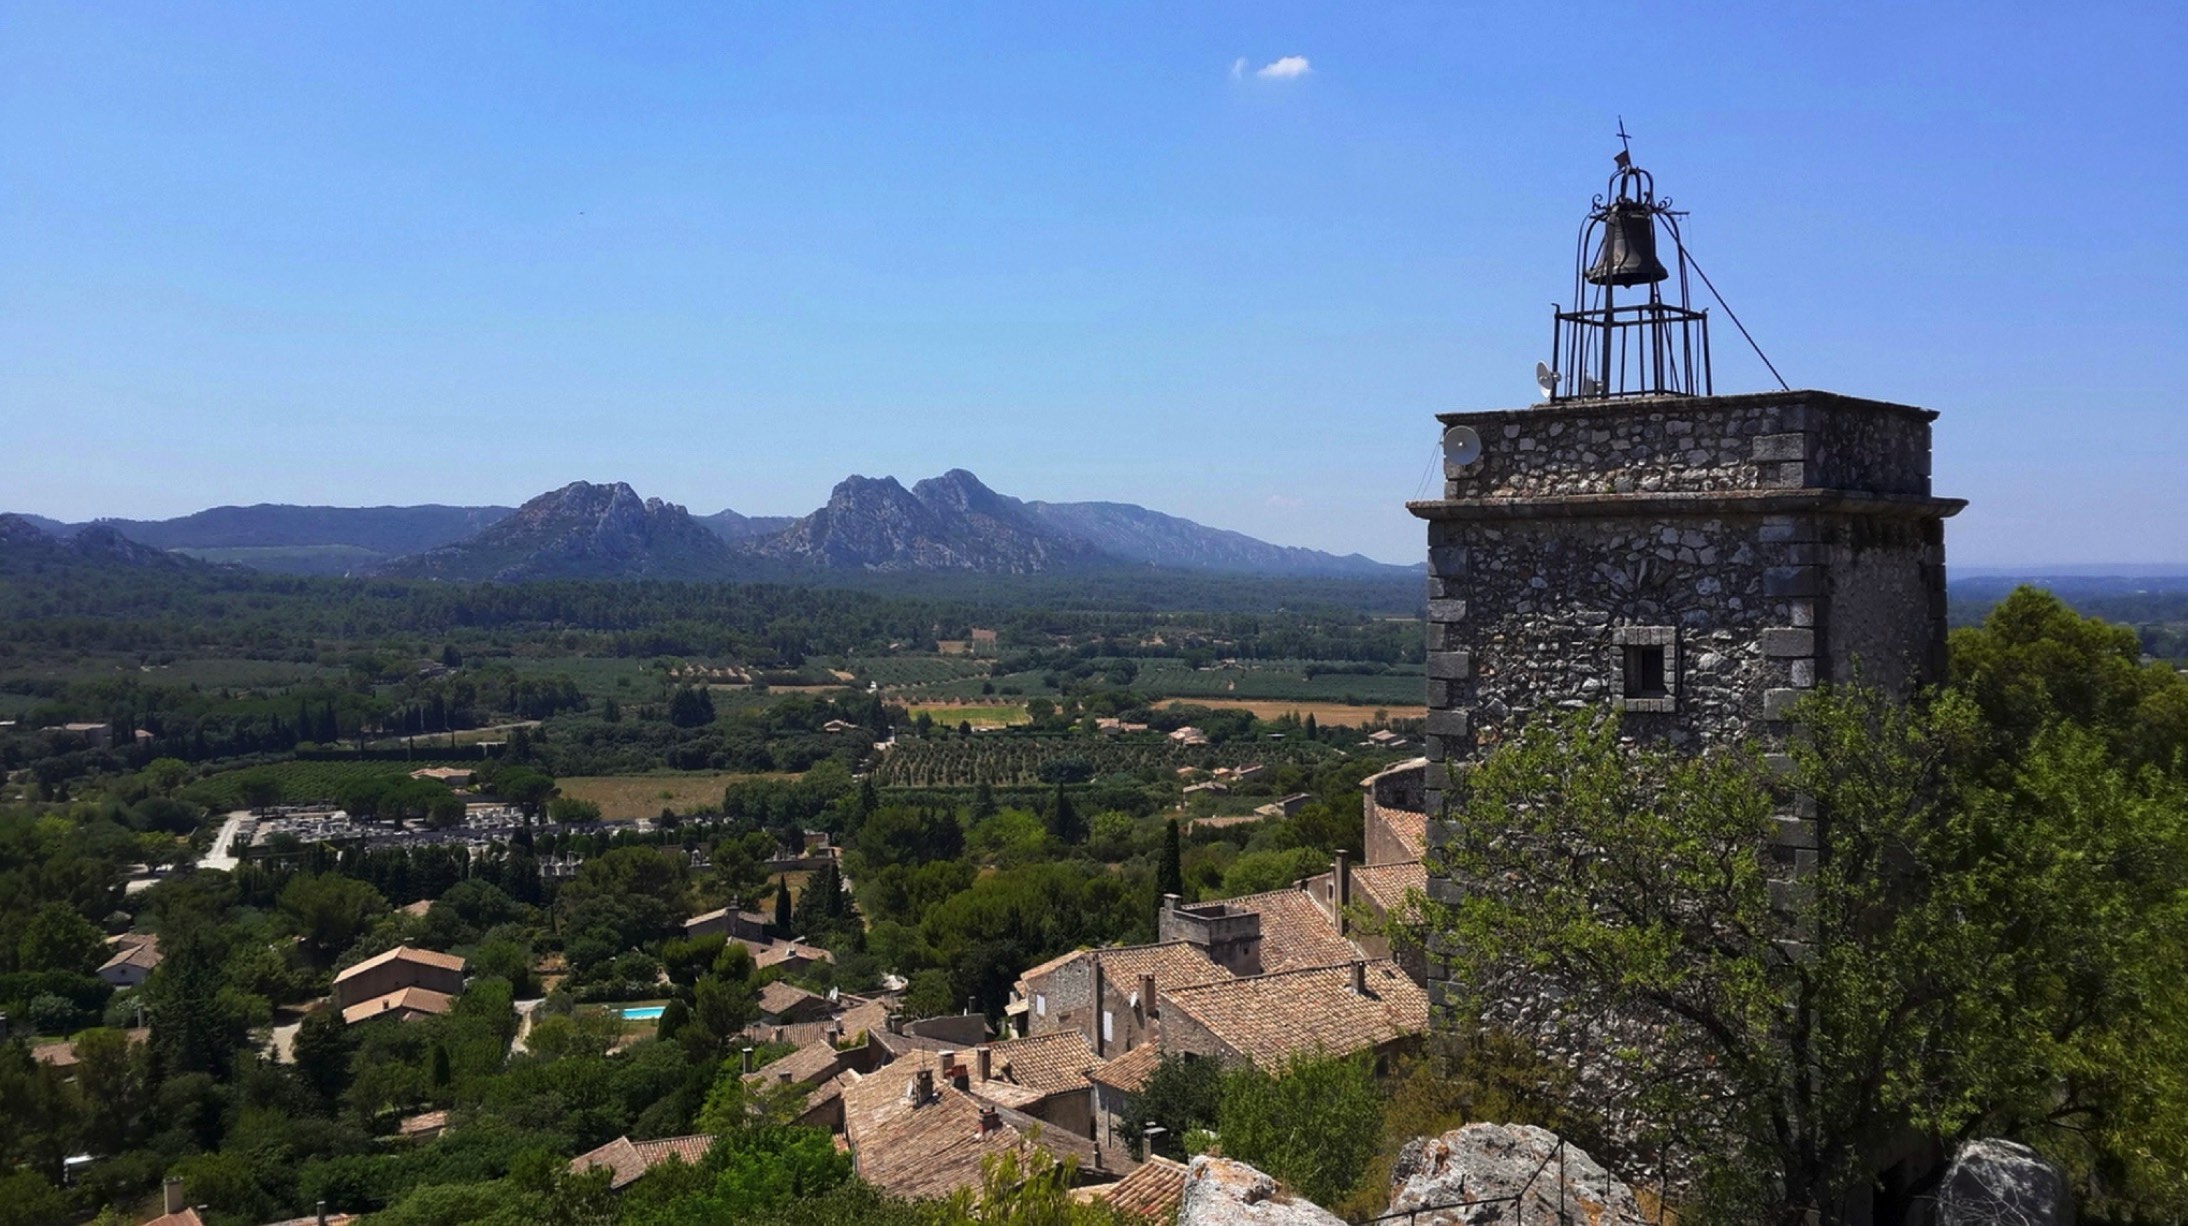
[1611,626,1678,713]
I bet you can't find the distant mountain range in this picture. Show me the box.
[7,472,1414,582]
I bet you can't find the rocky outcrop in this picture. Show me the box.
[1938,1139,2073,1226]
[1175,1156,1346,1226]
[376,482,740,581]
[1385,1123,1644,1225]
[747,470,1098,574]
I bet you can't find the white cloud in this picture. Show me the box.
[1230,57,1247,80]
[1255,55,1311,80]
[1265,493,1304,510]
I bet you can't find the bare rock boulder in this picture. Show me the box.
[1385,1123,1644,1225]
[1937,1139,2073,1226]
[1176,1155,1347,1226]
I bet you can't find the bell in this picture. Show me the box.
[1586,200,1669,287]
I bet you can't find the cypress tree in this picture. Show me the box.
[1158,818,1185,902]
[773,875,793,935]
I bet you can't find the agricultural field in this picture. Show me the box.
[1154,698,1425,727]
[1127,659,1425,705]
[494,655,660,701]
[843,656,991,687]
[902,702,1029,729]
[0,652,334,691]
[557,771,796,819]
[870,735,1337,788]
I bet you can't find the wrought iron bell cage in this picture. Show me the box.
[1549,157,1713,401]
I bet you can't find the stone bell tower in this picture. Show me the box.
[1408,149,1964,846]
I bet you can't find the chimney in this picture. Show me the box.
[1349,959,1368,996]
[1162,892,1180,914]
[914,1068,934,1102]
[1333,850,1351,936]
[164,1178,185,1215]
[974,1046,992,1082]
[777,1070,792,1084]
[740,1045,755,1074]
[1138,973,1156,1019]
[978,1104,1001,1134]
[317,1200,330,1226]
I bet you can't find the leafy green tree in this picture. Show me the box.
[546,797,602,825]
[1951,585,2188,774]
[1122,1052,1223,1160]
[15,903,105,975]
[1426,687,2188,1224]
[279,873,389,966]
[144,756,191,795]
[1216,1053,1385,1208]
[292,1007,355,1105]
[238,771,285,811]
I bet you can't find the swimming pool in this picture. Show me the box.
[619,1005,666,1021]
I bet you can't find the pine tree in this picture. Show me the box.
[971,781,997,822]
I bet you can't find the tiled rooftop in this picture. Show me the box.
[1159,959,1427,1067]
[745,1039,846,1089]
[569,1134,715,1191]
[1220,887,1361,973]
[340,986,455,1025]
[840,1051,1117,1201]
[976,1029,1098,1099]
[333,945,466,983]
[1351,861,1427,917]
[1374,809,1429,861]
[1085,1154,1188,1221]
[1087,1041,1163,1093]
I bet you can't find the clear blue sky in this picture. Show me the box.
[4,3,2183,566]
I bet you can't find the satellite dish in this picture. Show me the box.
[1578,374,1604,397]
[1535,362,1558,400]
[1441,425,1482,470]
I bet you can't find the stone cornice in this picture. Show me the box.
[1406,489,1968,522]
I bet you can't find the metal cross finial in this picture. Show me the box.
[1614,118,1633,168]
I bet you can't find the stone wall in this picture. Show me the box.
[1412,390,1961,825]
[1436,390,1936,502]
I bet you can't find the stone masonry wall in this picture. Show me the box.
[1438,391,1934,502]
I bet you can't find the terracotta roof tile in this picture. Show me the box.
[758,981,824,1016]
[1219,888,1361,973]
[1159,959,1427,1068]
[1087,1041,1163,1093]
[745,1039,846,1089]
[340,986,455,1025]
[841,1051,1118,1201]
[975,1030,1098,1099]
[1093,1154,1189,1221]
[332,945,466,984]
[1351,861,1427,917]
[569,1133,714,1191]
[1374,810,1429,861]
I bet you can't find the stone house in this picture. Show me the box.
[1012,941,1227,1057]
[839,1049,1125,1201]
[1156,958,1427,1072]
[683,907,769,942]
[97,939,162,988]
[331,946,466,1011]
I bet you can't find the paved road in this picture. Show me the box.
[198,810,250,871]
